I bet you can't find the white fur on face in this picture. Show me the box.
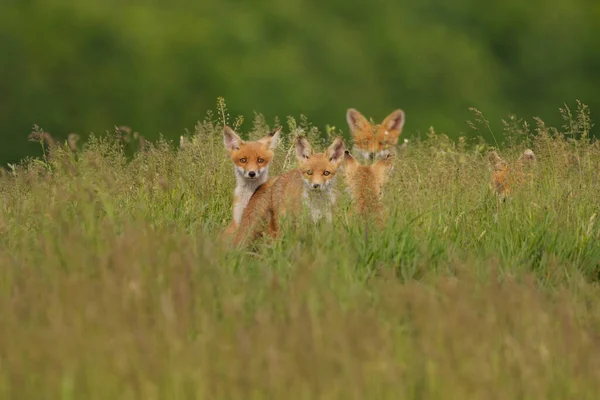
[302,175,336,193]
[235,165,268,180]
[359,150,372,161]
[355,148,391,162]
[351,145,374,162]
[301,180,336,223]
[231,164,271,224]
[377,149,392,159]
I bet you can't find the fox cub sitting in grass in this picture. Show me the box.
[343,150,395,226]
[222,125,282,236]
[488,149,536,200]
[232,135,346,247]
[346,108,407,162]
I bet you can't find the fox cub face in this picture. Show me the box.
[223,126,281,180]
[346,108,405,161]
[295,136,346,192]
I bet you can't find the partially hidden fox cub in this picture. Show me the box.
[488,149,536,199]
[222,125,282,236]
[232,136,346,247]
[346,108,407,162]
[343,150,394,225]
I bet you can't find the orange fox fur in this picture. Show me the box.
[346,108,406,162]
[231,136,346,247]
[343,150,394,225]
[488,149,536,199]
[222,125,282,236]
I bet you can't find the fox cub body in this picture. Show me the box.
[346,108,406,162]
[222,125,282,235]
[232,136,346,247]
[488,149,536,199]
[343,150,394,224]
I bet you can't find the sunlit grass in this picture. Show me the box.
[0,100,599,399]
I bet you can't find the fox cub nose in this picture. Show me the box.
[312,183,320,189]
[248,171,256,178]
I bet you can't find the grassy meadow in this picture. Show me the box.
[1,100,599,399]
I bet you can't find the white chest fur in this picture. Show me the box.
[232,169,268,224]
[302,184,336,223]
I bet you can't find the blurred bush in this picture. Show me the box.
[1,0,598,164]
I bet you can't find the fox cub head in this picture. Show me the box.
[343,150,394,203]
[346,108,405,161]
[295,136,346,192]
[223,126,282,181]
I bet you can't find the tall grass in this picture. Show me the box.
[0,100,599,398]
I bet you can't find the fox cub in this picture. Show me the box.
[343,150,394,225]
[346,108,406,162]
[488,149,536,199]
[222,125,282,236]
[232,136,346,247]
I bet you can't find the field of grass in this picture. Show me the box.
[1,100,599,399]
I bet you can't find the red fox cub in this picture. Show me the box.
[232,136,346,247]
[346,108,406,162]
[222,125,282,236]
[343,150,394,225]
[488,149,536,199]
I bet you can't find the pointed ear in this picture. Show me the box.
[258,126,282,150]
[295,136,312,162]
[372,153,394,176]
[326,136,346,164]
[223,126,243,151]
[372,154,394,190]
[382,109,405,132]
[346,108,371,133]
[343,150,360,173]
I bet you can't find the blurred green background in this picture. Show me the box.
[1,0,598,164]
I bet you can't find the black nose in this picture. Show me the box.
[313,183,320,189]
[248,171,256,178]
[369,153,375,160]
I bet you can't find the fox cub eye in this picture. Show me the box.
[240,157,247,163]
[306,169,313,175]
[257,158,265,164]
[323,171,330,176]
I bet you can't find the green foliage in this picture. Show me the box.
[0,102,599,397]
[1,0,599,164]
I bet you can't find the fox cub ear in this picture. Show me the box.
[223,126,243,151]
[382,109,405,132]
[258,126,282,150]
[326,136,346,164]
[343,150,360,173]
[346,108,371,133]
[296,136,313,161]
[373,153,394,174]
[371,154,394,190]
